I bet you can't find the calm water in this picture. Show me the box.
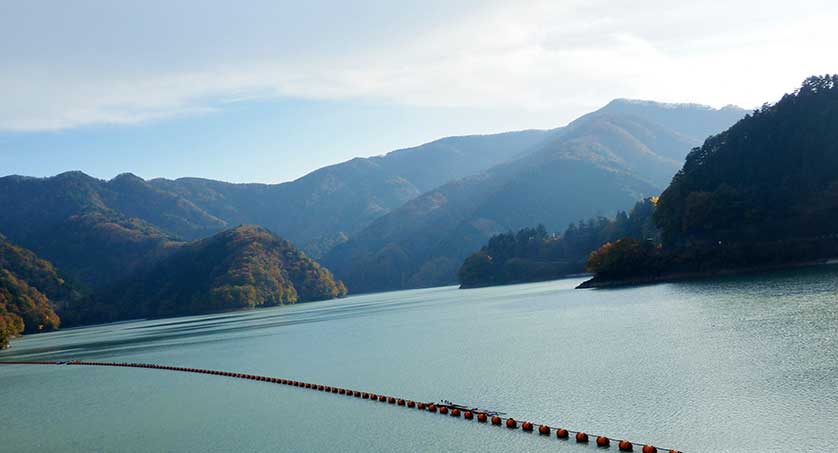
[2,266,838,452]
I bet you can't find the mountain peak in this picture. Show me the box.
[602,98,740,112]
[110,172,144,183]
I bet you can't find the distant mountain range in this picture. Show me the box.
[0,98,746,326]
[322,100,746,292]
[148,129,552,257]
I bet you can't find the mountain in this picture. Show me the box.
[655,76,838,245]
[0,235,80,348]
[0,130,550,290]
[323,101,747,293]
[582,75,838,286]
[149,129,554,256]
[75,225,346,323]
[0,172,213,290]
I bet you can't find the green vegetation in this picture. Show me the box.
[73,226,346,324]
[583,75,838,286]
[458,199,657,288]
[326,100,743,294]
[0,225,346,347]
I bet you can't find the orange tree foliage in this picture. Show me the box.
[0,236,73,347]
[84,225,347,322]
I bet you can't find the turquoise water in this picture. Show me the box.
[2,266,838,452]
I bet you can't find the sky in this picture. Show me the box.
[1,0,837,183]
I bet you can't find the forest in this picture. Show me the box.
[0,235,74,348]
[458,198,657,288]
[583,75,838,285]
[65,225,347,326]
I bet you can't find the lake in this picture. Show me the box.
[2,266,838,452]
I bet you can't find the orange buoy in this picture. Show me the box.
[362,393,370,399]
[576,432,589,443]
[417,402,426,410]
[464,411,474,420]
[641,446,657,453]
[428,404,437,413]
[491,416,502,425]
[332,387,339,394]
[388,397,396,404]
[669,450,682,453]
[506,418,517,429]
[557,428,569,439]
[378,395,386,402]
[597,436,610,447]
[354,391,361,397]
[521,422,533,432]
[477,413,488,423]
[339,388,346,394]
[439,406,449,415]
[407,400,416,408]
[397,399,406,406]
[450,408,461,417]
[317,385,324,391]
[618,440,633,451]
[538,425,550,435]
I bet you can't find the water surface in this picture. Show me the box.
[2,266,838,452]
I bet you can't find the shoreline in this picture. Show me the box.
[576,258,838,289]
[459,273,591,290]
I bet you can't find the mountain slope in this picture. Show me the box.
[324,101,746,293]
[655,75,838,245]
[150,129,554,255]
[0,235,80,348]
[583,75,838,286]
[84,225,346,322]
[0,172,213,290]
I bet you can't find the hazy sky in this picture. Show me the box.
[1,0,836,183]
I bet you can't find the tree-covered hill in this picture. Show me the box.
[0,235,80,348]
[0,172,204,290]
[75,225,347,323]
[655,75,838,245]
[458,199,657,288]
[583,75,838,286]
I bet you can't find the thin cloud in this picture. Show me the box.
[0,0,836,131]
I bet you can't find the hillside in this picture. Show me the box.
[0,235,80,348]
[0,172,206,290]
[582,75,838,286]
[324,101,745,293]
[75,226,346,323]
[149,129,553,256]
[458,199,657,288]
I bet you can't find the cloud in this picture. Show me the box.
[1,0,836,131]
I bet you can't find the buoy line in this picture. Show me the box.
[1,360,682,452]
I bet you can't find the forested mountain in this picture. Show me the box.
[74,226,346,324]
[0,172,203,290]
[655,75,838,245]
[458,199,657,288]
[0,235,80,348]
[0,98,745,298]
[583,75,838,286]
[323,102,745,293]
[149,129,554,256]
